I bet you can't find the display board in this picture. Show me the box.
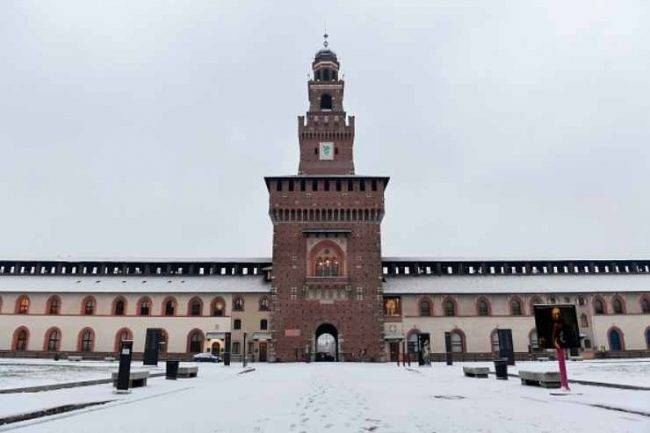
[533,304,580,349]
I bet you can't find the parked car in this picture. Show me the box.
[193,352,221,363]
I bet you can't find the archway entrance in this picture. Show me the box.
[609,329,623,352]
[315,323,338,362]
[211,341,221,355]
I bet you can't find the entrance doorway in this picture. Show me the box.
[315,323,338,362]
[211,341,221,355]
[259,342,268,362]
[389,341,400,362]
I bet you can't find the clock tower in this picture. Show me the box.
[298,35,355,175]
[266,36,388,362]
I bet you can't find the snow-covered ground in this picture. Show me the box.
[0,359,163,390]
[1,360,648,433]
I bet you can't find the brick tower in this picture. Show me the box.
[265,36,389,362]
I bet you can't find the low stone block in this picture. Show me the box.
[463,366,489,378]
[111,371,150,388]
[519,370,561,388]
[67,356,83,362]
[177,366,199,378]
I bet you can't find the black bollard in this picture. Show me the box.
[116,340,133,393]
[166,360,179,380]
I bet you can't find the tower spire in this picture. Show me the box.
[323,29,329,48]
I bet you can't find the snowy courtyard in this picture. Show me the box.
[0,359,648,433]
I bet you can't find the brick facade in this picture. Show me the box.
[267,46,389,361]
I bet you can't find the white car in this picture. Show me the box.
[192,352,221,363]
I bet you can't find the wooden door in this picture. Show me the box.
[259,342,268,362]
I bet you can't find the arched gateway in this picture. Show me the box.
[315,323,338,362]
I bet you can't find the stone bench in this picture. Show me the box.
[177,366,198,378]
[111,371,150,389]
[536,356,550,362]
[463,366,489,378]
[67,356,83,362]
[519,371,561,389]
[569,356,583,361]
[104,356,116,362]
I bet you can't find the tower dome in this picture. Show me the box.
[314,47,337,63]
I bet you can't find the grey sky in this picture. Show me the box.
[1,1,649,260]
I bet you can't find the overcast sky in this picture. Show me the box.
[1,1,649,260]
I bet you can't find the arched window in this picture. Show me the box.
[188,297,203,316]
[322,68,331,81]
[584,338,592,349]
[608,327,624,352]
[232,296,244,312]
[529,329,539,351]
[78,328,95,352]
[407,331,419,354]
[320,93,333,110]
[138,297,151,316]
[163,297,176,316]
[309,241,345,278]
[211,297,226,316]
[580,313,589,328]
[259,296,270,311]
[260,319,268,330]
[450,330,465,353]
[16,295,30,314]
[46,295,61,315]
[443,298,456,317]
[187,329,204,354]
[419,297,432,316]
[114,328,133,352]
[490,329,500,353]
[477,297,490,316]
[234,319,242,330]
[44,327,61,352]
[315,257,341,277]
[13,327,29,351]
[82,296,96,315]
[529,296,542,313]
[612,296,625,314]
[641,296,650,314]
[645,327,650,349]
[593,297,606,315]
[112,296,126,316]
[510,298,523,316]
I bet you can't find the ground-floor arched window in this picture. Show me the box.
[13,327,29,351]
[78,328,95,352]
[490,330,500,353]
[450,330,465,353]
[45,328,61,351]
[114,328,133,352]
[529,329,539,351]
[407,332,419,354]
[187,329,204,353]
[646,328,650,349]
